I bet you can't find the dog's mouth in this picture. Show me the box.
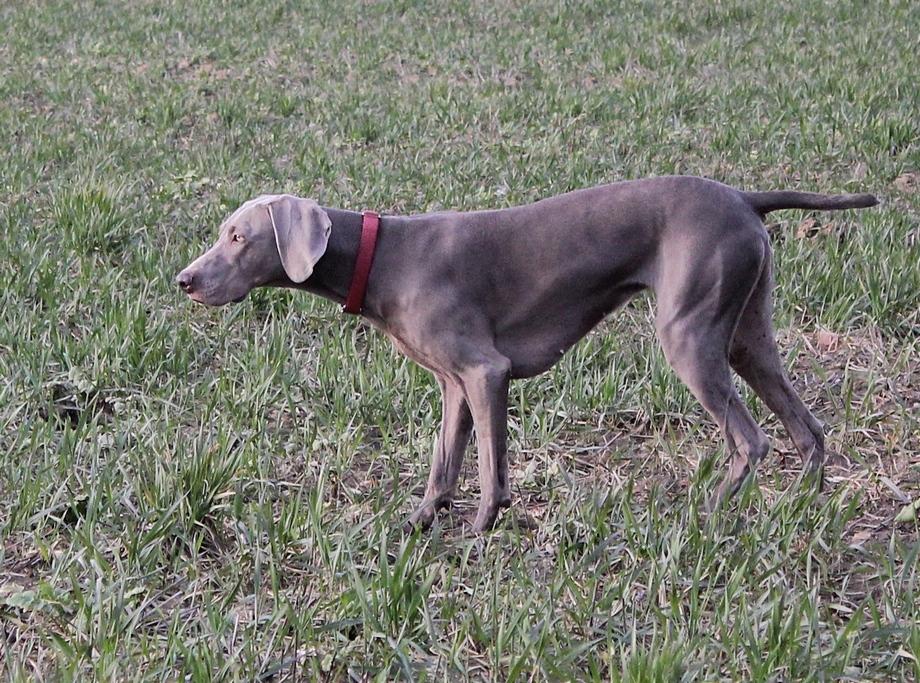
[186,290,247,306]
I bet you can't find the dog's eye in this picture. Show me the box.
[231,233,245,243]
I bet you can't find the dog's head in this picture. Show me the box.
[176,194,331,306]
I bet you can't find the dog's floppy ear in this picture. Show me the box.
[267,196,332,283]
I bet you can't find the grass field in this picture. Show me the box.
[1,0,918,680]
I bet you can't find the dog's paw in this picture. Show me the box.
[404,502,439,533]
[470,497,511,534]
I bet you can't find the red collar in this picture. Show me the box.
[343,210,380,314]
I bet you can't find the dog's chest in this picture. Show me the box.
[385,331,452,377]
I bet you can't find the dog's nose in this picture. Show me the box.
[176,271,195,293]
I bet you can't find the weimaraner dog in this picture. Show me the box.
[177,176,877,532]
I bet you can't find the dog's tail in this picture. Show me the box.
[743,190,879,215]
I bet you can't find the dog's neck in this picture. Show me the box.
[294,207,383,320]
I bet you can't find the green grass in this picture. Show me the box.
[1,0,918,680]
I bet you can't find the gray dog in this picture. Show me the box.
[177,176,877,531]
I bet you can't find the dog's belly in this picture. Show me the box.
[497,283,646,378]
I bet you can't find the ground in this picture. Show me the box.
[0,0,918,680]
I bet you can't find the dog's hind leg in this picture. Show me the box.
[729,245,826,484]
[654,229,771,506]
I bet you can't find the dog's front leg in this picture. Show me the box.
[462,358,513,533]
[405,376,473,531]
